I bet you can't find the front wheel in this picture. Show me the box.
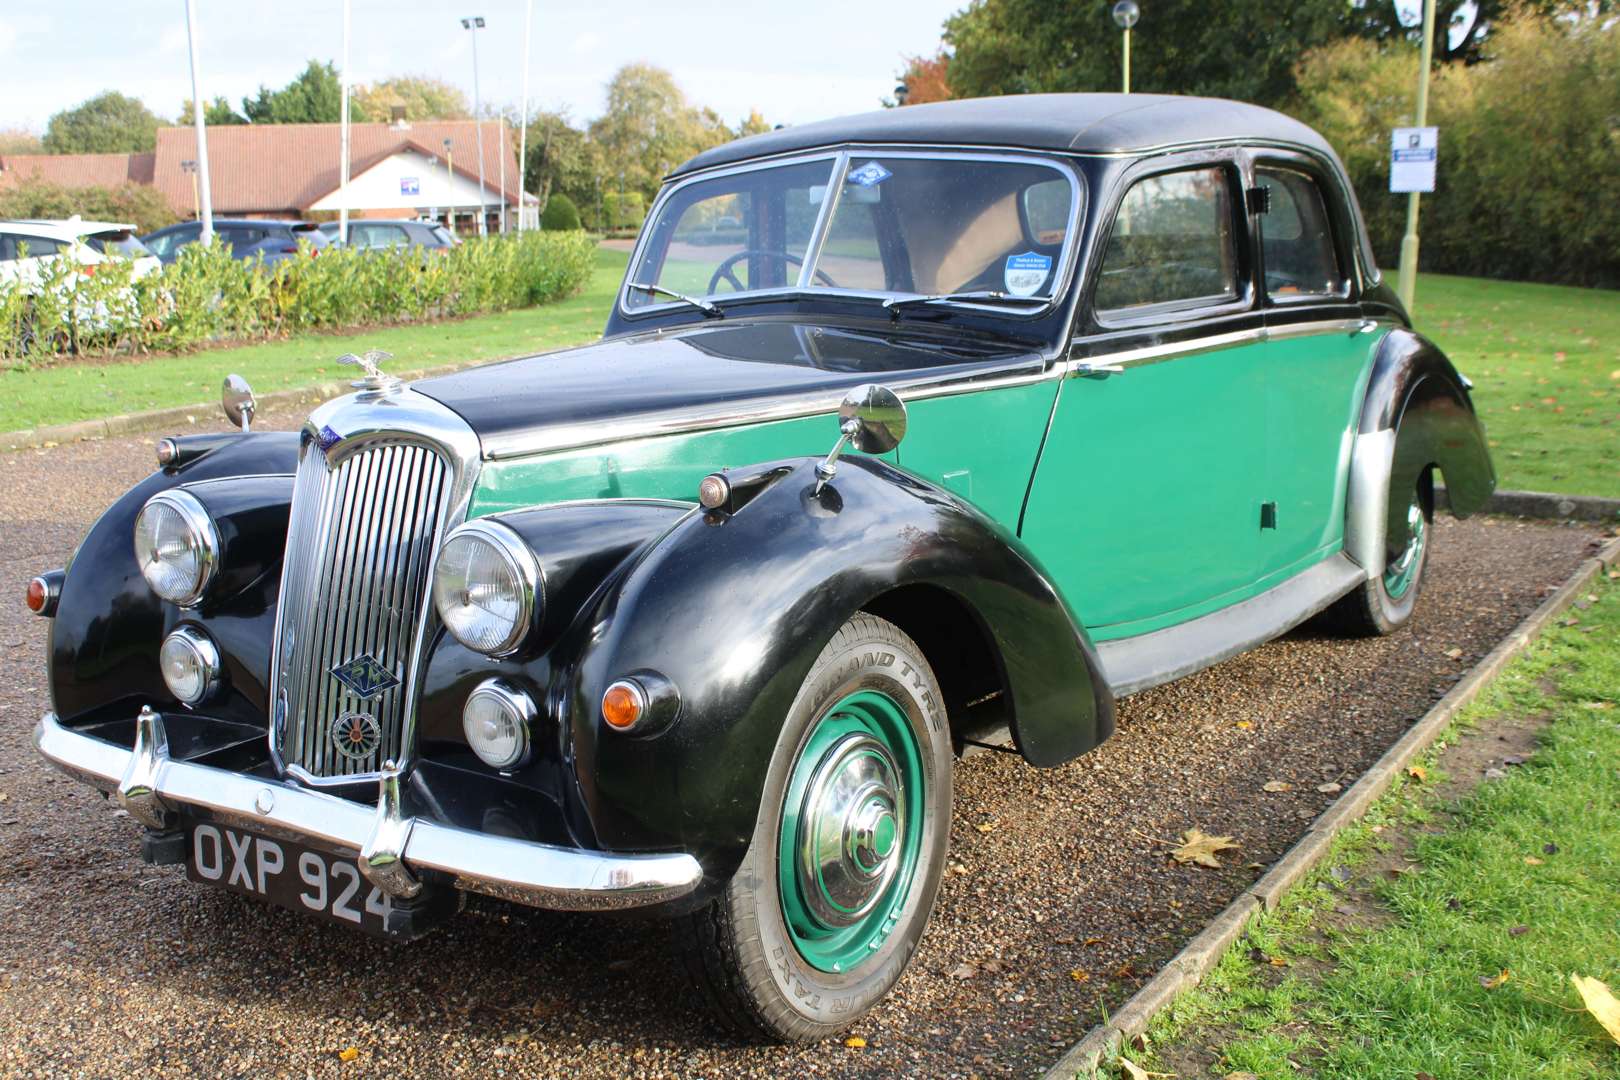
[677,612,951,1042]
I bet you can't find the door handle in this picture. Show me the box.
[1071,362,1125,378]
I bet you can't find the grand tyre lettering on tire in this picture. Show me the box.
[677,612,952,1043]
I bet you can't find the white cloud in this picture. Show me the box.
[569,31,600,55]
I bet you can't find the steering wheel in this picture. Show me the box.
[707,249,840,293]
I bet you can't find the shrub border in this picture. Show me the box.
[1043,532,1620,1078]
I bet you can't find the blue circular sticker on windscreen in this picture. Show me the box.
[1004,251,1053,297]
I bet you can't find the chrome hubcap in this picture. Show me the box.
[796,733,904,927]
[1383,499,1427,599]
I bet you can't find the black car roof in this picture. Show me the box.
[672,93,1337,178]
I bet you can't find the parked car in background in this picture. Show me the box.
[318,219,459,254]
[0,218,160,284]
[140,219,330,265]
[31,94,1495,1043]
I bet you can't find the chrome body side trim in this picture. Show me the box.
[268,386,483,787]
[36,712,704,911]
[1096,553,1368,697]
[1344,426,1397,577]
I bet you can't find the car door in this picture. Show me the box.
[1249,154,1378,581]
[1021,153,1270,638]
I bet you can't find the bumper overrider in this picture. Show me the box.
[34,708,703,913]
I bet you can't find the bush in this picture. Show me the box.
[601,191,646,232]
[0,229,597,363]
[1292,12,1619,287]
[541,192,582,231]
[0,177,179,235]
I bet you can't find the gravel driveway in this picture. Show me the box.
[0,415,1607,1079]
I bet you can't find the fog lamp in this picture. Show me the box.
[462,678,535,770]
[160,626,221,705]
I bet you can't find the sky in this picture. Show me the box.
[0,1,966,135]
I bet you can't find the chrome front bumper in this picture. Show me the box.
[33,709,704,912]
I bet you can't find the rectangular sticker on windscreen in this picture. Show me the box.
[1003,251,1053,297]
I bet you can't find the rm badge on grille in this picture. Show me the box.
[330,653,400,700]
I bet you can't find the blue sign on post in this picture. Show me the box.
[400,177,421,196]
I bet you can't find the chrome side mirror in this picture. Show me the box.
[222,374,256,433]
[814,384,907,493]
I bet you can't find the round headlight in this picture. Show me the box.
[431,519,540,656]
[462,678,535,770]
[133,490,218,606]
[160,626,221,705]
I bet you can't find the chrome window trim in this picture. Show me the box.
[619,147,1086,322]
[434,517,543,658]
[268,385,483,789]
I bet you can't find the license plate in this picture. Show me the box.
[185,821,395,936]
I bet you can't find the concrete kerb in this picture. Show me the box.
[1,361,480,451]
[1044,533,1620,1080]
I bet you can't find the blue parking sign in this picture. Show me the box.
[400,177,421,196]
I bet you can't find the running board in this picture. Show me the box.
[1096,554,1368,698]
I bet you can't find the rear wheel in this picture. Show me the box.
[677,612,951,1042]
[1328,469,1433,636]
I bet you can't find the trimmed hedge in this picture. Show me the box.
[541,193,582,231]
[0,229,597,363]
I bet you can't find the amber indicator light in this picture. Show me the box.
[601,681,644,730]
[25,577,47,613]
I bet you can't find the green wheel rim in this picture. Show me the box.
[1383,496,1427,600]
[777,688,925,974]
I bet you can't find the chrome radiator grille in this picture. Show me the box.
[272,436,452,779]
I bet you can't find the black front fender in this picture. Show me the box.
[563,456,1113,878]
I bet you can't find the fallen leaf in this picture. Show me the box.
[1262,780,1293,793]
[1069,969,1090,983]
[1407,765,1429,783]
[975,822,995,834]
[1508,925,1531,937]
[1235,720,1254,730]
[1582,701,1613,711]
[1571,973,1620,1046]
[1117,1056,1173,1079]
[1084,937,1105,946]
[1444,647,1464,660]
[1170,828,1240,868]
[947,963,978,980]
[1317,782,1343,794]
[1113,961,1136,979]
[844,1036,867,1049]
[1480,969,1511,990]
[1525,856,1544,866]
[338,1047,360,1063]
[1544,842,1560,855]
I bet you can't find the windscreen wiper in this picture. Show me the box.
[881,290,1050,317]
[626,281,722,316]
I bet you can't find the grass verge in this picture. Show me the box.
[0,247,629,435]
[1418,274,1620,499]
[1114,571,1620,1079]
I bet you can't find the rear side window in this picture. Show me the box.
[1094,166,1239,315]
[1256,167,1343,298]
[7,234,62,259]
[431,225,456,246]
[88,230,152,258]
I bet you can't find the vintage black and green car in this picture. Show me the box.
[31,94,1492,1041]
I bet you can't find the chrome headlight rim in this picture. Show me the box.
[134,489,220,607]
[463,677,536,771]
[160,624,222,706]
[431,517,542,658]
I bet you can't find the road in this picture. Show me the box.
[0,414,1606,1078]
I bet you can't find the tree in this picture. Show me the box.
[588,64,731,201]
[241,60,343,124]
[541,192,582,230]
[42,92,164,154]
[352,76,470,122]
[894,51,952,105]
[1348,0,1613,65]
[0,128,42,154]
[735,109,772,138]
[943,0,1355,107]
[179,97,247,125]
[522,110,604,219]
[0,177,178,234]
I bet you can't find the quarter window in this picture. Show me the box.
[1094,166,1239,315]
[1256,167,1342,298]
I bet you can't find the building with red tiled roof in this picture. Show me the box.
[2,119,528,234]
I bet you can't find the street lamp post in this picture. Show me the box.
[460,15,488,236]
[338,0,352,244]
[443,137,454,233]
[517,0,532,232]
[180,159,199,220]
[182,0,214,244]
[1113,2,1140,94]
[1396,0,1438,315]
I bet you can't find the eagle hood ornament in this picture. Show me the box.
[338,349,400,392]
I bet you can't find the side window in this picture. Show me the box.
[0,234,16,262]
[1094,166,1239,315]
[1256,167,1342,298]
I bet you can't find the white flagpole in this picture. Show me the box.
[339,0,352,243]
[183,0,214,244]
[518,0,532,231]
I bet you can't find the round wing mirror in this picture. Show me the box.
[222,374,257,432]
[838,384,907,454]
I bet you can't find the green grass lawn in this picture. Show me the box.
[1417,274,1620,498]
[1125,574,1620,1079]
[0,247,629,435]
